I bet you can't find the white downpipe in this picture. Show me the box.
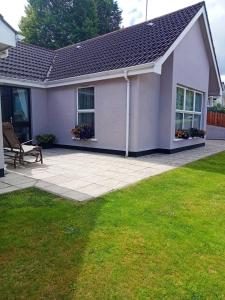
[124,70,130,157]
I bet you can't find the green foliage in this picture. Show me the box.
[208,103,225,114]
[19,0,122,49]
[1,152,225,298]
[96,0,122,35]
[36,134,56,144]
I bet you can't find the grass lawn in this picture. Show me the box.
[1,153,225,299]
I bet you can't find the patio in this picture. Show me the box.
[1,140,225,201]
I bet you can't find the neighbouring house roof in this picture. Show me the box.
[0,2,205,83]
[0,15,17,34]
[0,15,18,56]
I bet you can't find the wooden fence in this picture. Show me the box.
[207,111,225,128]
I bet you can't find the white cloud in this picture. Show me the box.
[0,0,27,30]
[0,0,224,79]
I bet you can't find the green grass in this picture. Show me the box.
[1,152,225,299]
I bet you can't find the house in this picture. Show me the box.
[208,82,225,107]
[0,15,17,176]
[0,2,222,177]
[0,15,17,58]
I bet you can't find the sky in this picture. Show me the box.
[0,0,225,80]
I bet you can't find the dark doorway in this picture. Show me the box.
[1,86,31,142]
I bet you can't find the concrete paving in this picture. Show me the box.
[1,140,225,201]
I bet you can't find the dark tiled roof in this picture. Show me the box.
[0,2,204,82]
[0,43,54,81]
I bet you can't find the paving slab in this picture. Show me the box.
[0,140,225,201]
[0,182,10,189]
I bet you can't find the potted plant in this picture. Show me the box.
[71,124,94,140]
[189,128,199,138]
[36,134,56,149]
[189,128,206,138]
[175,130,189,139]
[197,129,206,138]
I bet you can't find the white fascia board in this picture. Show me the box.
[0,76,45,88]
[155,6,222,95]
[45,62,156,88]
[0,62,157,89]
[202,9,222,96]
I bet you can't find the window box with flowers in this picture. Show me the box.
[175,128,206,141]
[71,124,95,140]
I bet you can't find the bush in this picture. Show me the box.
[36,134,56,148]
[208,104,225,114]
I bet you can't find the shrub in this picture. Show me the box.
[36,134,56,148]
[208,104,225,114]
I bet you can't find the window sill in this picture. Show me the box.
[72,137,98,142]
[173,137,204,142]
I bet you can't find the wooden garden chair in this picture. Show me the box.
[2,122,43,168]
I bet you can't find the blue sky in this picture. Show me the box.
[1,0,225,80]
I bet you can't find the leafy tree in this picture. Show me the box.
[19,0,122,49]
[95,0,122,35]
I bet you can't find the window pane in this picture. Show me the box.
[195,93,202,112]
[193,115,201,129]
[12,88,29,122]
[78,112,95,136]
[185,90,194,111]
[175,113,183,130]
[183,114,193,130]
[78,88,94,110]
[176,87,184,110]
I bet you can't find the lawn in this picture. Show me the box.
[1,152,225,299]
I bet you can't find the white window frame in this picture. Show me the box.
[76,86,95,138]
[175,85,203,132]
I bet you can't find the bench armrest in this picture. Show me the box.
[22,140,33,145]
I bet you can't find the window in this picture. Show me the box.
[77,87,95,137]
[12,88,29,122]
[175,86,203,133]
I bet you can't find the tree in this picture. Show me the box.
[19,0,122,50]
[95,0,122,35]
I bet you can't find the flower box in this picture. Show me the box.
[175,128,206,140]
[71,124,94,140]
